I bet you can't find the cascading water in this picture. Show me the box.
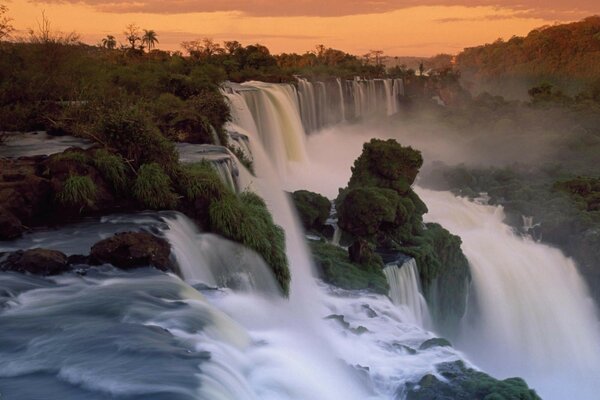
[383,258,431,328]
[417,187,600,400]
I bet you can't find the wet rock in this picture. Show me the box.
[419,337,452,350]
[1,248,70,275]
[0,207,25,240]
[90,232,174,272]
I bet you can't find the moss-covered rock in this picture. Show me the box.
[309,240,388,294]
[291,190,331,232]
[209,191,290,295]
[404,360,541,400]
[335,138,470,336]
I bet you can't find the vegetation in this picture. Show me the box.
[291,190,331,233]
[92,149,128,193]
[57,175,97,210]
[457,16,600,97]
[310,240,388,294]
[209,191,290,295]
[133,163,178,210]
[405,360,541,400]
[336,139,470,336]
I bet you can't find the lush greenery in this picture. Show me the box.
[56,175,97,209]
[291,190,331,233]
[405,360,541,400]
[310,240,389,294]
[457,16,600,97]
[133,163,179,210]
[333,139,470,335]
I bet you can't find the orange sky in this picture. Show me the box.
[6,1,600,56]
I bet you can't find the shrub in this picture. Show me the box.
[51,151,90,164]
[133,163,178,210]
[97,105,178,171]
[57,175,97,209]
[291,190,331,231]
[337,187,399,238]
[92,149,128,193]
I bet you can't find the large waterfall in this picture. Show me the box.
[417,187,600,399]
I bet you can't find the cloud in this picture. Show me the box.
[28,0,600,19]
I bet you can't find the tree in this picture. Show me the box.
[224,40,242,55]
[124,23,141,50]
[370,50,384,65]
[102,35,117,50]
[0,3,14,41]
[142,29,159,51]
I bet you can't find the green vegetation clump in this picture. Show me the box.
[52,151,91,164]
[334,138,470,335]
[310,240,388,294]
[209,191,290,295]
[291,190,331,232]
[92,149,128,193]
[97,106,178,171]
[405,361,541,400]
[133,163,178,210]
[57,175,97,209]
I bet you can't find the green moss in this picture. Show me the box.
[92,149,128,193]
[405,360,541,400]
[291,190,331,231]
[57,175,97,209]
[209,191,290,295]
[309,240,388,294]
[133,163,178,210]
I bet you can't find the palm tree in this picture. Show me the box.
[101,35,116,50]
[142,29,159,51]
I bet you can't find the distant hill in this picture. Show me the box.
[456,16,600,99]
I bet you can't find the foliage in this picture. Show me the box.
[133,163,178,210]
[209,191,290,295]
[97,104,178,170]
[338,187,399,238]
[457,16,600,97]
[57,175,97,209]
[92,149,129,193]
[291,190,331,231]
[310,240,388,294]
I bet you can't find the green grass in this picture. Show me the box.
[57,175,97,209]
[133,163,178,210]
[92,149,128,192]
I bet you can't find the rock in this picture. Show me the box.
[90,232,174,272]
[1,248,70,275]
[349,239,372,264]
[403,360,541,400]
[419,337,452,350]
[0,207,25,240]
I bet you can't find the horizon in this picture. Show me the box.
[6,1,600,57]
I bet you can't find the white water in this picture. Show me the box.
[417,188,600,399]
[383,259,432,328]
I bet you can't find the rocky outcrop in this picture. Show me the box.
[403,360,541,400]
[0,207,25,240]
[1,248,70,275]
[90,232,175,273]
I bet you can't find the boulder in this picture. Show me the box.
[90,232,174,272]
[419,337,452,350]
[0,207,25,240]
[1,248,70,275]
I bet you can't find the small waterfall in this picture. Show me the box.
[383,258,431,328]
[176,143,240,192]
[336,78,346,122]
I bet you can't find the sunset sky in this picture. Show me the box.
[6,1,600,56]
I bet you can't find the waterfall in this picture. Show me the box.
[176,143,240,192]
[417,187,600,400]
[336,78,346,122]
[383,258,431,328]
